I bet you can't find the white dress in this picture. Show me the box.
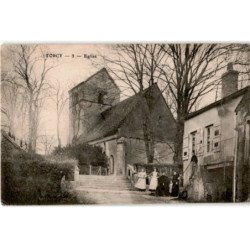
[149,171,158,191]
[135,172,147,190]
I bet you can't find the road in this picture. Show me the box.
[75,188,185,205]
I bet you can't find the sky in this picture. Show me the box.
[1,44,249,153]
[34,44,113,148]
[1,44,113,151]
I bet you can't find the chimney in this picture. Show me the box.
[221,63,239,98]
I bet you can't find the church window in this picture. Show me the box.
[157,115,162,125]
[98,92,104,104]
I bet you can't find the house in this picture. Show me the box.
[235,87,250,201]
[182,63,250,202]
[69,68,176,176]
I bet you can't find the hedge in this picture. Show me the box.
[52,143,108,174]
[1,151,78,205]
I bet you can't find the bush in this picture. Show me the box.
[52,143,108,174]
[1,151,78,205]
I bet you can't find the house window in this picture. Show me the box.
[214,129,220,136]
[206,125,213,153]
[183,136,189,160]
[191,131,197,153]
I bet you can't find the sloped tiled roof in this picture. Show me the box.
[79,94,141,143]
[77,84,176,143]
[187,86,250,120]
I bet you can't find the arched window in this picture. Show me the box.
[98,92,104,104]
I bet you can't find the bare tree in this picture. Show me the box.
[4,45,55,152]
[98,44,165,95]
[97,44,249,165]
[1,72,26,134]
[38,133,56,155]
[160,44,236,165]
[98,44,167,163]
[50,81,68,148]
[233,44,250,88]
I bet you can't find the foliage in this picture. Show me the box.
[52,143,108,169]
[1,151,78,205]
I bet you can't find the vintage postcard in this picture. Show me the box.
[1,44,250,205]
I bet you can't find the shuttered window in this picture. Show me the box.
[206,124,213,153]
[183,136,189,160]
[196,128,204,155]
[213,124,221,152]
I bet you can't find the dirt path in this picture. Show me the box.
[75,188,185,205]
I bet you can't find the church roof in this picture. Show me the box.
[77,84,176,143]
[79,94,139,143]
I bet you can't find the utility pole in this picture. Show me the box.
[233,127,239,202]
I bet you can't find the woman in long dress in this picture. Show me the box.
[134,168,147,191]
[171,172,180,197]
[149,167,158,192]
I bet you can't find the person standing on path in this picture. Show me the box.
[171,172,180,197]
[149,167,158,194]
[134,168,147,191]
[190,150,198,180]
[156,171,170,196]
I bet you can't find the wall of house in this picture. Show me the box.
[183,96,243,201]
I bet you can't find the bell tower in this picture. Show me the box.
[69,68,120,143]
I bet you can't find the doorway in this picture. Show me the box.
[109,155,114,175]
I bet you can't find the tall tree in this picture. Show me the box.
[37,133,56,155]
[234,44,250,88]
[160,44,235,165]
[4,45,54,152]
[99,44,167,163]
[1,72,27,135]
[50,81,68,148]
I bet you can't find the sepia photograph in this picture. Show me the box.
[1,43,250,205]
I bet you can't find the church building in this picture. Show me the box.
[69,68,176,176]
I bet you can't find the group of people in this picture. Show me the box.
[134,167,183,197]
